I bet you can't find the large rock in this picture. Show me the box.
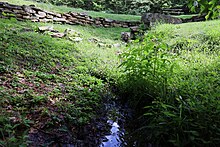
[141,13,182,28]
[121,32,131,42]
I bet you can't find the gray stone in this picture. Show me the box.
[113,43,121,48]
[38,26,54,32]
[75,21,84,25]
[2,9,13,14]
[97,43,106,47]
[46,15,53,19]
[95,20,101,25]
[64,28,81,37]
[70,12,78,17]
[67,17,77,22]
[39,18,53,23]
[15,14,23,18]
[31,19,39,22]
[104,24,110,27]
[55,13,62,18]
[112,23,121,27]
[69,37,83,42]
[13,9,26,14]
[22,15,31,19]
[53,17,66,23]
[22,6,35,14]
[38,11,47,18]
[63,13,71,18]
[121,32,131,42]
[79,12,88,17]
[88,38,100,43]
[122,24,129,28]
[86,18,94,22]
[105,18,114,23]
[51,32,66,38]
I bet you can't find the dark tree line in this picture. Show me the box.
[31,0,187,14]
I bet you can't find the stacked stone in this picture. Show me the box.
[0,2,141,28]
[62,12,141,28]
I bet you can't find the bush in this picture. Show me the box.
[119,32,174,107]
[28,0,186,14]
[119,30,220,146]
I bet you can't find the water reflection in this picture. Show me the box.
[100,120,126,147]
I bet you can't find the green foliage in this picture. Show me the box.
[119,32,174,107]
[0,18,123,145]
[119,21,220,146]
[188,0,220,19]
[27,0,186,14]
[143,52,220,146]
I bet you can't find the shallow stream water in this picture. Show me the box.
[28,91,134,147]
[98,98,131,147]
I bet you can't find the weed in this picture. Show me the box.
[119,21,220,146]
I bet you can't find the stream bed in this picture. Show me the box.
[28,91,134,147]
[98,96,132,147]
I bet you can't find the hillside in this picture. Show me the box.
[0,16,128,145]
[1,1,220,146]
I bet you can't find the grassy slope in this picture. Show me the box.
[121,20,220,145]
[0,18,128,145]
[2,0,141,21]
[172,14,197,19]
[0,0,220,145]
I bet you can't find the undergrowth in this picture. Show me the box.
[0,18,123,146]
[119,21,220,146]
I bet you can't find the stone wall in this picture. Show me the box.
[0,2,141,28]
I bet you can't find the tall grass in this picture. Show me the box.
[119,20,220,146]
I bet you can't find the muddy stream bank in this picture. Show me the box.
[28,91,136,147]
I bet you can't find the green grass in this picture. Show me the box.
[119,20,220,146]
[0,18,127,146]
[172,14,197,19]
[1,2,220,145]
[2,0,141,21]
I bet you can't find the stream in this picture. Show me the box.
[28,91,134,147]
[99,98,132,147]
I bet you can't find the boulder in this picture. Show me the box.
[121,32,131,42]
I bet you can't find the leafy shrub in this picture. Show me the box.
[119,29,220,146]
[188,0,220,19]
[119,32,174,107]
